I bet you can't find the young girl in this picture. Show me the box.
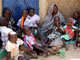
[17,9,29,38]
[61,18,78,51]
[23,26,47,57]
[47,16,63,47]
[2,8,16,31]
[6,31,37,60]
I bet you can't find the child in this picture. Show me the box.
[2,8,16,31]
[73,11,79,25]
[0,17,13,48]
[28,8,40,39]
[28,8,40,27]
[17,9,29,38]
[23,26,47,57]
[47,16,63,47]
[6,31,37,60]
[61,18,78,51]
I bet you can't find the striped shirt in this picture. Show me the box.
[24,34,36,50]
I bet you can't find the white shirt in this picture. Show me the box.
[6,38,24,58]
[17,17,30,27]
[27,14,40,27]
[0,26,13,48]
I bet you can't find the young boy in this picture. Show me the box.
[6,31,37,60]
[0,17,13,48]
[23,26,47,57]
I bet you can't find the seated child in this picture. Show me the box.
[23,26,47,57]
[2,7,16,31]
[17,9,29,38]
[0,17,13,48]
[73,11,79,25]
[47,16,63,47]
[61,18,78,51]
[28,8,40,38]
[6,31,37,60]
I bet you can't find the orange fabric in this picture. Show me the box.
[21,16,25,28]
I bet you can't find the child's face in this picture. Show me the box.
[9,34,17,43]
[22,10,28,19]
[73,12,79,19]
[67,20,73,27]
[29,9,35,17]
[0,17,8,26]
[24,27,31,36]
[54,17,60,25]
[4,10,10,19]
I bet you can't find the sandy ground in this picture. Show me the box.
[30,45,80,60]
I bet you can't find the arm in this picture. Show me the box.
[19,44,36,54]
[6,52,11,60]
[32,44,46,53]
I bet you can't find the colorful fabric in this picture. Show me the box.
[21,16,25,28]
[61,25,77,40]
[24,34,36,50]
[8,18,15,29]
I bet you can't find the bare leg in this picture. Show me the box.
[62,38,69,51]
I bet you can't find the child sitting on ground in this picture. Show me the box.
[0,17,13,48]
[23,26,48,57]
[47,16,63,47]
[17,9,29,38]
[2,8,16,31]
[61,18,79,51]
[28,8,40,39]
[6,31,37,60]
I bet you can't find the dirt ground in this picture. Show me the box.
[31,45,80,60]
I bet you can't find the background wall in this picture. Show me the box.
[0,0,2,17]
[39,0,80,24]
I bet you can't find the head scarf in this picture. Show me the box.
[64,18,74,39]
[41,3,65,32]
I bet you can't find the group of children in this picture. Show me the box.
[0,6,80,60]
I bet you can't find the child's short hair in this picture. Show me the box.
[73,11,79,15]
[22,26,30,33]
[21,9,28,15]
[8,31,17,39]
[29,8,35,12]
[54,16,60,22]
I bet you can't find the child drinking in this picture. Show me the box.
[2,8,16,31]
[6,31,37,60]
[61,18,78,51]
[23,26,47,57]
[0,17,13,48]
[47,16,63,47]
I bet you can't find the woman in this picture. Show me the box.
[40,3,65,44]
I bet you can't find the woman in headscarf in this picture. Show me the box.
[40,3,65,44]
